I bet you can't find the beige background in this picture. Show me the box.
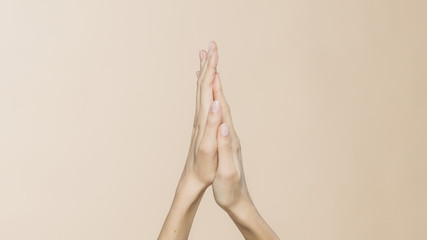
[1,0,426,239]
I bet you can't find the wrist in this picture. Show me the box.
[225,195,258,222]
[158,172,208,239]
[225,196,279,240]
[176,173,208,200]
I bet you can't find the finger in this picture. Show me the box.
[190,70,202,157]
[195,50,208,120]
[198,41,218,123]
[216,123,237,177]
[199,41,218,85]
[199,50,208,72]
[195,70,200,116]
[193,71,201,126]
[196,100,222,159]
[213,73,242,167]
[195,41,219,150]
[192,46,212,155]
[213,73,235,131]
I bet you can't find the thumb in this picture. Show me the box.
[217,123,236,176]
[197,100,222,158]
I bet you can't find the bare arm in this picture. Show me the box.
[158,41,220,239]
[158,41,278,239]
[157,175,207,239]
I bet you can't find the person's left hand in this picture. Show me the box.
[158,41,221,240]
[180,41,221,189]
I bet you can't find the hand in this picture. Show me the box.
[180,40,221,189]
[211,69,280,240]
[210,72,251,211]
[159,41,278,240]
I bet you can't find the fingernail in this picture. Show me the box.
[209,41,213,50]
[199,50,204,60]
[221,123,229,136]
[211,100,219,113]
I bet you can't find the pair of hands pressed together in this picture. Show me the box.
[158,41,278,240]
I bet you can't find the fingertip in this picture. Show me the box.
[209,49,218,62]
[199,50,204,61]
[211,40,217,50]
[208,42,218,64]
[209,40,217,50]
[200,50,208,71]
[196,71,200,78]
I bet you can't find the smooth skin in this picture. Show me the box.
[158,41,279,240]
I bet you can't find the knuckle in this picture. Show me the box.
[218,140,231,150]
[196,115,204,127]
[232,136,241,152]
[195,119,201,129]
[208,60,216,69]
[223,104,231,115]
[197,143,213,156]
[220,168,239,181]
[201,78,212,88]
[214,87,222,96]
[202,70,214,82]
[235,134,241,145]
[206,113,219,126]
[193,122,200,132]
[206,115,216,126]
[192,115,199,128]
[232,142,241,153]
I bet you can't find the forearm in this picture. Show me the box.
[158,175,207,240]
[226,197,279,240]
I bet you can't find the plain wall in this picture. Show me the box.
[1,0,426,239]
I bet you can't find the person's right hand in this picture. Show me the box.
[210,73,252,211]
[211,69,279,240]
